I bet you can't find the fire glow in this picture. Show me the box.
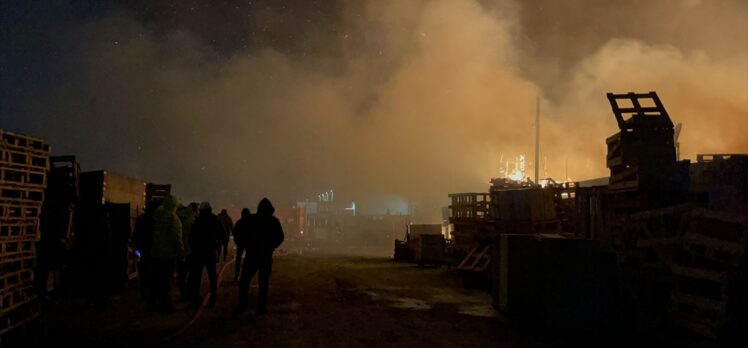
[500,154,526,181]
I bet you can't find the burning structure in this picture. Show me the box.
[442,91,747,342]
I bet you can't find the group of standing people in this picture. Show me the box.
[132,196,284,314]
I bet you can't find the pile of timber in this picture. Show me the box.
[0,130,50,336]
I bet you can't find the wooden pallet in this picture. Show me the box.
[0,269,33,292]
[0,285,36,315]
[0,130,50,154]
[0,187,44,204]
[630,204,690,248]
[0,257,34,277]
[0,148,49,173]
[457,245,491,272]
[0,240,36,262]
[0,167,47,189]
[669,209,747,338]
[0,299,39,336]
[0,203,41,222]
[681,209,747,267]
[0,220,38,240]
[670,291,726,338]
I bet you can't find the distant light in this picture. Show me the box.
[300,230,304,235]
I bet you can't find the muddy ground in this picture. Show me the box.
[12,249,679,347]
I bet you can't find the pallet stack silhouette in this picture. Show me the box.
[0,130,50,336]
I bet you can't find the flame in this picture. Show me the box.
[500,154,526,181]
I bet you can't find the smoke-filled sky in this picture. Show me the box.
[2,0,747,220]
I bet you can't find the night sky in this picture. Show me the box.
[2,0,746,219]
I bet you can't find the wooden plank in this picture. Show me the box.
[457,247,478,270]
[468,246,490,269]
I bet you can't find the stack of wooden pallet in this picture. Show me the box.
[671,209,748,339]
[602,92,693,330]
[0,129,50,336]
[605,91,689,193]
[37,156,80,294]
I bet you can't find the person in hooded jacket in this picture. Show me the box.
[237,198,284,315]
[217,209,233,261]
[188,202,224,308]
[233,208,252,281]
[150,195,184,313]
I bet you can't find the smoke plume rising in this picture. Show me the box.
[1,0,746,221]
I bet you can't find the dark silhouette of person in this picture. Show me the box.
[188,202,224,308]
[233,208,252,281]
[217,209,233,261]
[150,195,184,313]
[176,202,198,302]
[133,203,158,305]
[237,198,284,314]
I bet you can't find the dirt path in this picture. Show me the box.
[36,253,583,347]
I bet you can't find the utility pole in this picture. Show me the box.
[534,96,540,184]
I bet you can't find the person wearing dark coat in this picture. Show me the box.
[237,198,284,314]
[217,209,233,261]
[233,208,252,281]
[188,202,224,308]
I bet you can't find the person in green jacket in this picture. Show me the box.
[150,195,184,313]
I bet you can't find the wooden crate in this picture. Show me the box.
[491,188,557,222]
[605,130,675,169]
[413,234,445,266]
[608,161,690,193]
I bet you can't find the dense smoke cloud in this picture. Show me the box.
[1,0,746,221]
